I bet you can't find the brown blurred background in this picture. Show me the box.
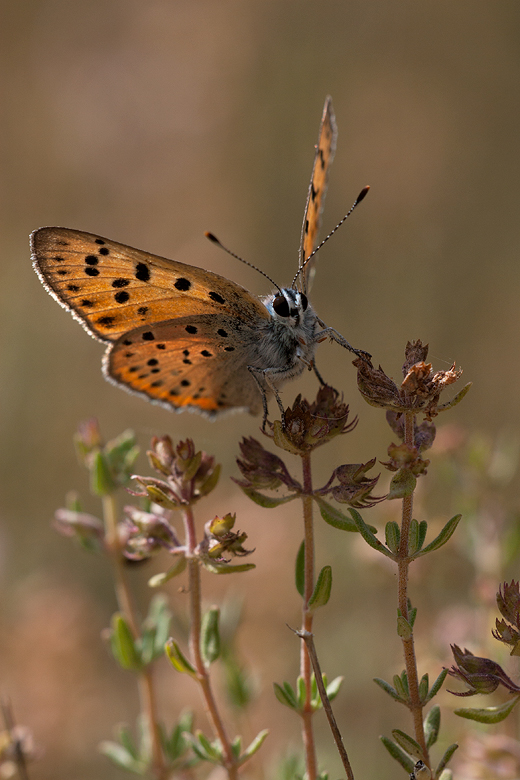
[1,2,520,778]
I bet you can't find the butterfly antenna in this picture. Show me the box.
[205,232,282,292]
[292,185,370,288]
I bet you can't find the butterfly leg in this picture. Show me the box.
[315,320,371,360]
[248,365,287,431]
[311,359,326,386]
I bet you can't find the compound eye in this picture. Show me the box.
[273,295,290,317]
[300,293,308,311]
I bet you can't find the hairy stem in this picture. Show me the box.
[102,494,167,779]
[397,414,428,763]
[183,506,237,780]
[300,452,317,780]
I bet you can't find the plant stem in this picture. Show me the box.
[1,698,30,780]
[397,414,428,764]
[298,630,355,780]
[183,506,238,780]
[102,493,167,780]
[300,451,317,780]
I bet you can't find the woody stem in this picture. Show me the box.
[396,413,428,764]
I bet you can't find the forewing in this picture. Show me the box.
[298,96,338,291]
[104,314,263,417]
[31,227,269,343]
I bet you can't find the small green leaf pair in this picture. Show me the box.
[184,729,269,768]
[110,595,171,672]
[274,674,343,713]
[352,509,462,561]
[374,668,447,706]
[100,711,198,775]
[381,706,457,777]
[295,542,331,610]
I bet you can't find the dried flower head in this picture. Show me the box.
[493,581,520,656]
[131,437,220,507]
[355,340,469,421]
[271,385,357,454]
[447,645,520,696]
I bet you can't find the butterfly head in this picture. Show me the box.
[266,287,310,327]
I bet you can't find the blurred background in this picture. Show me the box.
[2,2,520,778]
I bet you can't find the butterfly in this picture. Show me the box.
[31,96,369,425]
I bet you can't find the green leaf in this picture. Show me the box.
[163,710,194,761]
[424,668,448,703]
[424,705,440,748]
[196,731,222,761]
[239,486,297,508]
[397,615,413,639]
[308,566,332,610]
[394,671,409,699]
[111,614,143,672]
[418,520,428,549]
[454,694,520,723]
[314,497,359,532]
[388,468,416,500]
[201,606,221,665]
[273,682,297,709]
[99,741,146,774]
[408,519,420,555]
[437,382,472,412]
[414,515,462,557]
[148,557,187,587]
[436,744,458,776]
[295,541,305,597]
[348,508,395,558]
[116,724,139,760]
[183,451,203,482]
[198,463,221,497]
[297,676,306,709]
[202,562,256,575]
[391,729,423,761]
[239,729,269,765]
[380,736,414,773]
[165,638,197,677]
[231,736,242,760]
[373,677,403,702]
[325,676,343,701]
[91,451,116,496]
[385,521,400,553]
[418,674,429,703]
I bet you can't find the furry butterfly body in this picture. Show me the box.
[31,97,367,420]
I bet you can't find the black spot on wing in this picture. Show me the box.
[135,263,150,282]
[174,277,191,291]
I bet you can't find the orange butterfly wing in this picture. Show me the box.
[299,96,338,291]
[31,227,269,343]
[32,227,270,416]
[105,315,264,417]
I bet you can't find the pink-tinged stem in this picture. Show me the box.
[183,506,237,780]
[397,414,428,764]
[300,452,317,780]
[102,494,167,779]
